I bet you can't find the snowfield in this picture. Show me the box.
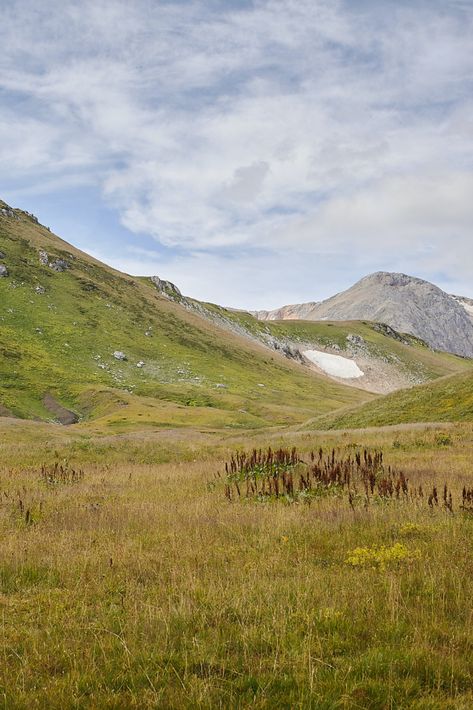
[303,350,364,379]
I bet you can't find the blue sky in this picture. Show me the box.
[1,0,472,308]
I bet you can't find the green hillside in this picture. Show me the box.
[312,370,473,429]
[0,203,370,428]
[266,320,470,380]
[189,301,471,389]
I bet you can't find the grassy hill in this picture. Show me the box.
[0,203,371,428]
[311,369,473,430]
[1,199,471,431]
[185,300,471,392]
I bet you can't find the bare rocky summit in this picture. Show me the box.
[254,272,473,358]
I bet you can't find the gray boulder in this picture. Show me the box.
[346,334,365,347]
[0,264,8,277]
[49,258,69,272]
[113,351,127,361]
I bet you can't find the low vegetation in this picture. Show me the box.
[220,445,460,514]
[314,370,473,429]
[1,422,473,708]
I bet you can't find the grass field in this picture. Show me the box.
[314,370,473,430]
[1,420,473,709]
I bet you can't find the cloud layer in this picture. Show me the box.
[1,0,472,307]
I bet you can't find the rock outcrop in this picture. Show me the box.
[0,206,16,219]
[150,276,182,300]
[49,258,69,272]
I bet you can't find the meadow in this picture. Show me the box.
[1,421,472,709]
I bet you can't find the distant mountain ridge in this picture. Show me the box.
[253,272,473,358]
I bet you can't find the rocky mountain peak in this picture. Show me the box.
[254,271,473,358]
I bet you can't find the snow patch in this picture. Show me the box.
[303,350,364,379]
[458,299,473,317]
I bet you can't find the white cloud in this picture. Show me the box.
[0,0,472,304]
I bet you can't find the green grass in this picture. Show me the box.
[0,211,370,427]
[0,420,473,708]
[313,370,473,430]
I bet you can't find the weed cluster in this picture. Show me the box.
[222,445,466,514]
[40,462,84,486]
[345,542,420,570]
[461,486,473,512]
[223,447,300,498]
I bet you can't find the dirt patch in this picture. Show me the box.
[0,403,15,418]
[43,393,79,425]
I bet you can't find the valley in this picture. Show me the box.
[1,201,473,709]
[2,2,472,707]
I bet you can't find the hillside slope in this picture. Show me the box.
[253,272,473,358]
[311,370,473,430]
[0,200,370,427]
[181,301,472,394]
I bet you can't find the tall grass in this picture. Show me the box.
[0,425,472,708]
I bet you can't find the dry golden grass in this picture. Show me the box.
[1,422,473,708]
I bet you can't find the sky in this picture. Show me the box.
[1,0,472,309]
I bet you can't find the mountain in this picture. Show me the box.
[253,272,473,358]
[0,199,370,426]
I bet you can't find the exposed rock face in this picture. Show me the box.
[150,276,182,300]
[452,295,473,319]
[49,258,69,272]
[254,302,319,321]
[0,206,16,219]
[0,264,8,277]
[0,200,40,223]
[254,272,473,358]
[38,250,69,272]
